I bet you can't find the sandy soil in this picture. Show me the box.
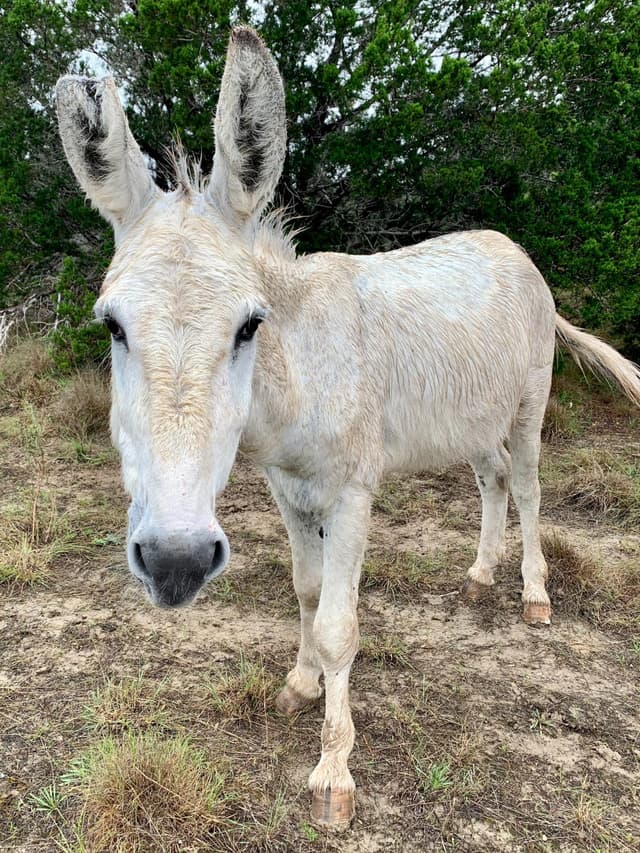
[1,410,639,852]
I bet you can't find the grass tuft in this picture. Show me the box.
[82,674,169,735]
[207,655,280,723]
[416,759,453,793]
[543,529,640,633]
[542,448,640,525]
[360,633,411,668]
[362,546,472,599]
[543,530,598,616]
[0,488,86,586]
[28,783,66,815]
[61,733,242,853]
[51,369,111,441]
[0,337,55,405]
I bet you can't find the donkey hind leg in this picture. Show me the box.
[270,488,324,716]
[462,444,511,600]
[308,485,371,829]
[510,366,553,626]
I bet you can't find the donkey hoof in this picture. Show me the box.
[311,788,355,829]
[275,684,315,717]
[523,602,551,626]
[461,578,492,601]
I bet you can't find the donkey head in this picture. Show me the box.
[56,28,286,608]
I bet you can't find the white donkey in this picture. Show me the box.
[57,27,640,827]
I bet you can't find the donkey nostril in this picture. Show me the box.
[133,542,150,577]
[211,539,225,574]
[207,536,230,579]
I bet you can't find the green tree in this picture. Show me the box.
[0,1,110,307]
[1,1,638,355]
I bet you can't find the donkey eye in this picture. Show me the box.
[234,315,263,348]
[104,314,126,344]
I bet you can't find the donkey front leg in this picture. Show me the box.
[308,486,371,828]
[270,490,324,715]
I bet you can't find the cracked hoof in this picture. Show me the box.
[275,684,316,717]
[311,788,355,829]
[523,602,551,626]
[461,577,492,601]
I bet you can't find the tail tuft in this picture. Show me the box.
[555,314,640,407]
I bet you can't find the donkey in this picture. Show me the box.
[56,27,640,827]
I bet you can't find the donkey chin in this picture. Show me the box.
[127,524,231,609]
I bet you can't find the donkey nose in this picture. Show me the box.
[131,529,230,608]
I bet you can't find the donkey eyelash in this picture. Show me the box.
[234,314,264,348]
[104,314,127,345]
[234,306,268,350]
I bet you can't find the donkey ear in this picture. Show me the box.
[209,27,286,223]
[56,76,159,236]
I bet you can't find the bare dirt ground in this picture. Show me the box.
[1,360,639,852]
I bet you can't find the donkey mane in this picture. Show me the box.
[166,143,298,263]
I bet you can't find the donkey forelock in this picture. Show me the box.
[158,145,298,260]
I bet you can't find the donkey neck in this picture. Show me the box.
[240,252,312,467]
[241,249,367,472]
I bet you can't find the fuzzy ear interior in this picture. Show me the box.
[209,27,286,223]
[56,76,159,236]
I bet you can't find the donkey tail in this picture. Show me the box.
[555,314,640,407]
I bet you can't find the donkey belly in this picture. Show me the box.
[380,320,551,474]
[377,309,553,475]
[382,390,518,474]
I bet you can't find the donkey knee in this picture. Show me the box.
[295,586,320,611]
[313,611,359,669]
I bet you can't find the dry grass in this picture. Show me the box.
[0,337,55,405]
[543,530,599,616]
[566,778,639,852]
[0,374,114,585]
[390,689,486,809]
[208,551,297,617]
[207,655,281,723]
[362,546,472,599]
[61,733,243,853]
[542,447,640,525]
[359,633,411,668]
[82,674,170,735]
[0,487,86,586]
[51,369,111,441]
[544,529,640,633]
[374,476,436,523]
[542,394,584,444]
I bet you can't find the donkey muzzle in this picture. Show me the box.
[129,528,230,607]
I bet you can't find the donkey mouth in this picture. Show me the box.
[134,570,210,609]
